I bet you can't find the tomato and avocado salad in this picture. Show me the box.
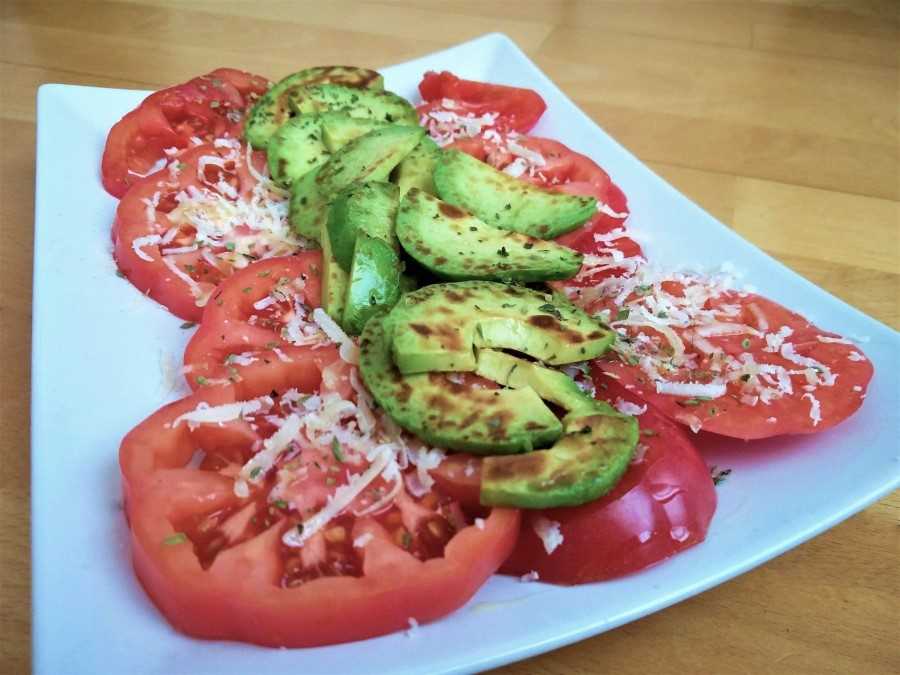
[104,63,874,647]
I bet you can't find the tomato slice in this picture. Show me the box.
[184,255,342,391]
[417,71,546,144]
[102,68,269,198]
[207,67,270,101]
[120,354,519,647]
[575,268,874,438]
[112,140,306,321]
[432,377,716,584]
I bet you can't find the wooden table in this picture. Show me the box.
[1,1,897,673]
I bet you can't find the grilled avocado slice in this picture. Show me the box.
[388,281,614,374]
[359,313,562,454]
[245,65,383,149]
[287,84,417,126]
[392,136,441,195]
[395,188,582,283]
[326,181,400,272]
[480,407,637,509]
[433,149,598,238]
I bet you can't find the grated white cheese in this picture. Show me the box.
[234,413,302,497]
[655,381,726,399]
[173,397,270,428]
[131,234,162,262]
[614,397,647,416]
[532,517,564,555]
[801,392,822,426]
[352,532,374,549]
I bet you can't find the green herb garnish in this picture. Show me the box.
[163,533,187,546]
[331,437,344,463]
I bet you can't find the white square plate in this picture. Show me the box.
[32,33,899,675]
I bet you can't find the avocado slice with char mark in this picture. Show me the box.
[245,65,383,150]
[473,349,637,508]
[287,84,417,126]
[266,114,330,188]
[481,408,637,509]
[434,149,598,239]
[396,188,583,283]
[388,281,614,375]
[289,125,425,241]
[321,115,389,152]
[359,313,562,454]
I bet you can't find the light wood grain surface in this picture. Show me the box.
[1,1,898,673]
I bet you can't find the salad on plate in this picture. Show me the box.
[102,64,873,647]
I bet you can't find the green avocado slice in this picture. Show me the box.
[266,114,329,188]
[244,66,383,150]
[481,408,637,509]
[287,84,417,126]
[343,233,402,336]
[433,149,598,239]
[388,281,614,374]
[359,314,562,454]
[392,136,441,195]
[289,125,425,241]
[320,220,348,322]
[396,189,583,283]
[326,181,400,272]
[474,350,605,414]
[321,115,389,152]
[474,350,638,508]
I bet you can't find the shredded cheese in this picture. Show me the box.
[532,517,564,555]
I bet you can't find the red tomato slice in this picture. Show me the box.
[432,377,716,584]
[207,67,270,101]
[102,68,269,198]
[112,140,303,321]
[417,71,546,143]
[583,274,874,439]
[119,359,519,647]
[184,255,342,391]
